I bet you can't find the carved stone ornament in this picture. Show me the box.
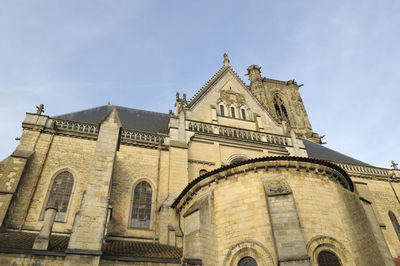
[264,179,292,196]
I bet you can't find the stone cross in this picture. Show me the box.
[36,104,45,115]
[391,160,398,170]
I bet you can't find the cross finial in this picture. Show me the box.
[391,160,398,170]
[36,104,45,115]
[223,53,230,66]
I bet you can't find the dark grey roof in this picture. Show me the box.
[54,105,169,134]
[303,139,372,167]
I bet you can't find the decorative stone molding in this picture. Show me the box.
[264,179,292,196]
[172,156,353,211]
[306,235,354,266]
[223,240,274,266]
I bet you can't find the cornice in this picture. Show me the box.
[172,156,353,210]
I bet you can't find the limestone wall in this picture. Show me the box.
[177,160,394,266]
[13,133,96,233]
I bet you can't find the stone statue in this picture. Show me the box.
[175,92,187,114]
[36,104,45,115]
[223,53,230,66]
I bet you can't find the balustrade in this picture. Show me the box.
[188,121,288,146]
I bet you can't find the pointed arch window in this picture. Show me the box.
[220,105,225,116]
[241,109,246,120]
[389,211,400,240]
[273,95,289,123]
[46,171,74,222]
[231,107,236,118]
[131,181,152,229]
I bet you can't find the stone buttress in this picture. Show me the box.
[64,107,121,266]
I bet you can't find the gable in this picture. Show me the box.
[185,66,281,133]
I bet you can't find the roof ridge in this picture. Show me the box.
[53,104,169,119]
[114,105,169,116]
[53,104,110,118]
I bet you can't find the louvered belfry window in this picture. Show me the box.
[46,171,74,222]
[273,95,289,123]
[131,181,152,229]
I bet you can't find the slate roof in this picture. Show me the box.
[53,105,371,167]
[0,231,182,260]
[303,139,372,167]
[54,105,169,134]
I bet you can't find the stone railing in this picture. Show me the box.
[121,129,164,144]
[187,121,290,146]
[337,163,392,177]
[54,119,99,135]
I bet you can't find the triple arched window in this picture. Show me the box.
[273,94,289,123]
[219,104,248,120]
[131,181,152,229]
[46,171,74,222]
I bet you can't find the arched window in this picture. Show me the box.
[220,105,225,116]
[131,181,152,229]
[199,169,208,176]
[317,251,341,266]
[241,109,246,120]
[46,171,74,222]
[389,211,400,240]
[238,256,257,266]
[273,95,289,123]
[231,107,236,118]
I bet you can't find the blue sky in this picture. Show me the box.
[1,0,399,168]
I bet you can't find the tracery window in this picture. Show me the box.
[389,211,400,240]
[220,105,225,116]
[273,95,289,122]
[241,109,246,120]
[131,181,152,229]
[231,107,236,118]
[317,251,341,266]
[46,171,74,222]
[238,256,257,266]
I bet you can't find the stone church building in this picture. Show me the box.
[0,55,399,265]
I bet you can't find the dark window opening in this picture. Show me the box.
[273,95,289,123]
[317,251,341,266]
[199,169,208,176]
[47,171,74,222]
[131,181,152,229]
[220,105,225,116]
[389,211,400,240]
[238,256,257,266]
[231,107,236,118]
[241,109,246,120]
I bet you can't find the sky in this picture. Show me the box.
[0,0,399,168]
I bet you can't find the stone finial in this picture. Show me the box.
[36,104,45,115]
[175,92,187,114]
[223,53,230,66]
[391,160,399,170]
[33,203,58,250]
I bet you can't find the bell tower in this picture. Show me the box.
[247,65,324,143]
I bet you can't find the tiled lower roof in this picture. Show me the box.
[0,231,182,259]
[103,239,182,259]
[0,231,68,252]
